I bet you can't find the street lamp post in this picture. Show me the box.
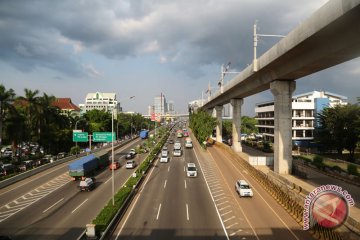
[253,21,285,72]
[111,95,135,206]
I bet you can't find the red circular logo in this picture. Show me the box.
[311,192,348,228]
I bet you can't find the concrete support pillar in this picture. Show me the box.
[230,98,243,152]
[215,106,223,143]
[270,80,296,174]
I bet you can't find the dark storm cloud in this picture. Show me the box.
[0,0,328,77]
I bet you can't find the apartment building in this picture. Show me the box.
[255,91,347,145]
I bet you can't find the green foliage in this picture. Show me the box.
[315,104,360,160]
[91,127,170,235]
[313,155,324,169]
[70,146,80,155]
[347,164,359,176]
[241,116,258,134]
[189,109,217,147]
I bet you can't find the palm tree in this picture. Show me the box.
[18,88,40,142]
[0,84,16,147]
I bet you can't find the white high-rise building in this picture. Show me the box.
[79,92,120,115]
[255,91,347,145]
[154,94,167,115]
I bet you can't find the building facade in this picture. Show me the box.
[79,92,120,115]
[52,98,80,116]
[154,94,167,115]
[255,91,348,145]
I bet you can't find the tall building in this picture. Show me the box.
[148,105,154,115]
[167,101,175,115]
[79,92,120,115]
[154,94,167,115]
[255,91,348,145]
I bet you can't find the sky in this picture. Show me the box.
[0,0,359,116]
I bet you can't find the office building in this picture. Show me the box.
[79,92,120,115]
[255,91,348,145]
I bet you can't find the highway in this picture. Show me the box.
[112,134,227,240]
[0,138,147,240]
[111,130,315,240]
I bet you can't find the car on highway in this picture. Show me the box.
[186,163,197,177]
[125,152,135,159]
[79,177,95,191]
[173,149,182,157]
[109,161,121,170]
[126,160,136,169]
[168,139,174,144]
[129,149,136,155]
[160,155,169,163]
[235,180,253,197]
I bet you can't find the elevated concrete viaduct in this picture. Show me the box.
[202,0,360,174]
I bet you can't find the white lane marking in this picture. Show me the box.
[156,203,162,220]
[71,199,88,214]
[219,205,231,211]
[217,201,229,206]
[213,193,225,198]
[192,146,230,240]
[212,189,224,194]
[184,180,187,189]
[115,157,159,239]
[230,229,243,236]
[168,166,170,172]
[164,180,167,189]
[184,166,185,172]
[223,216,236,223]
[226,222,239,229]
[186,203,189,221]
[222,152,301,240]
[221,210,233,216]
[214,196,227,202]
[43,198,64,213]
[105,178,111,184]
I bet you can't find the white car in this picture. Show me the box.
[235,180,253,197]
[186,163,197,177]
[125,160,136,169]
[160,155,169,163]
[173,149,182,157]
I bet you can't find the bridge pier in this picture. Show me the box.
[231,99,243,152]
[270,80,296,174]
[215,106,223,143]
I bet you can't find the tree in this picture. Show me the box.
[316,104,360,160]
[18,88,40,142]
[0,84,16,147]
[189,109,217,146]
[241,116,258,134]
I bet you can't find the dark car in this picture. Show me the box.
[125,152,135,159]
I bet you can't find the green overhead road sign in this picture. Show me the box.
[73,132,88,142]
[93,132,115,142]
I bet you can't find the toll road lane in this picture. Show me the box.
[0,138,147,239]
[207,144,314,240]
[112,136,226,240]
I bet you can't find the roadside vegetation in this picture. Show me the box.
[0,84,153,165]
[189,109,217,147]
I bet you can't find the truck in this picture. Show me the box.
[140,130,149,139]
[68,149,109,180]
